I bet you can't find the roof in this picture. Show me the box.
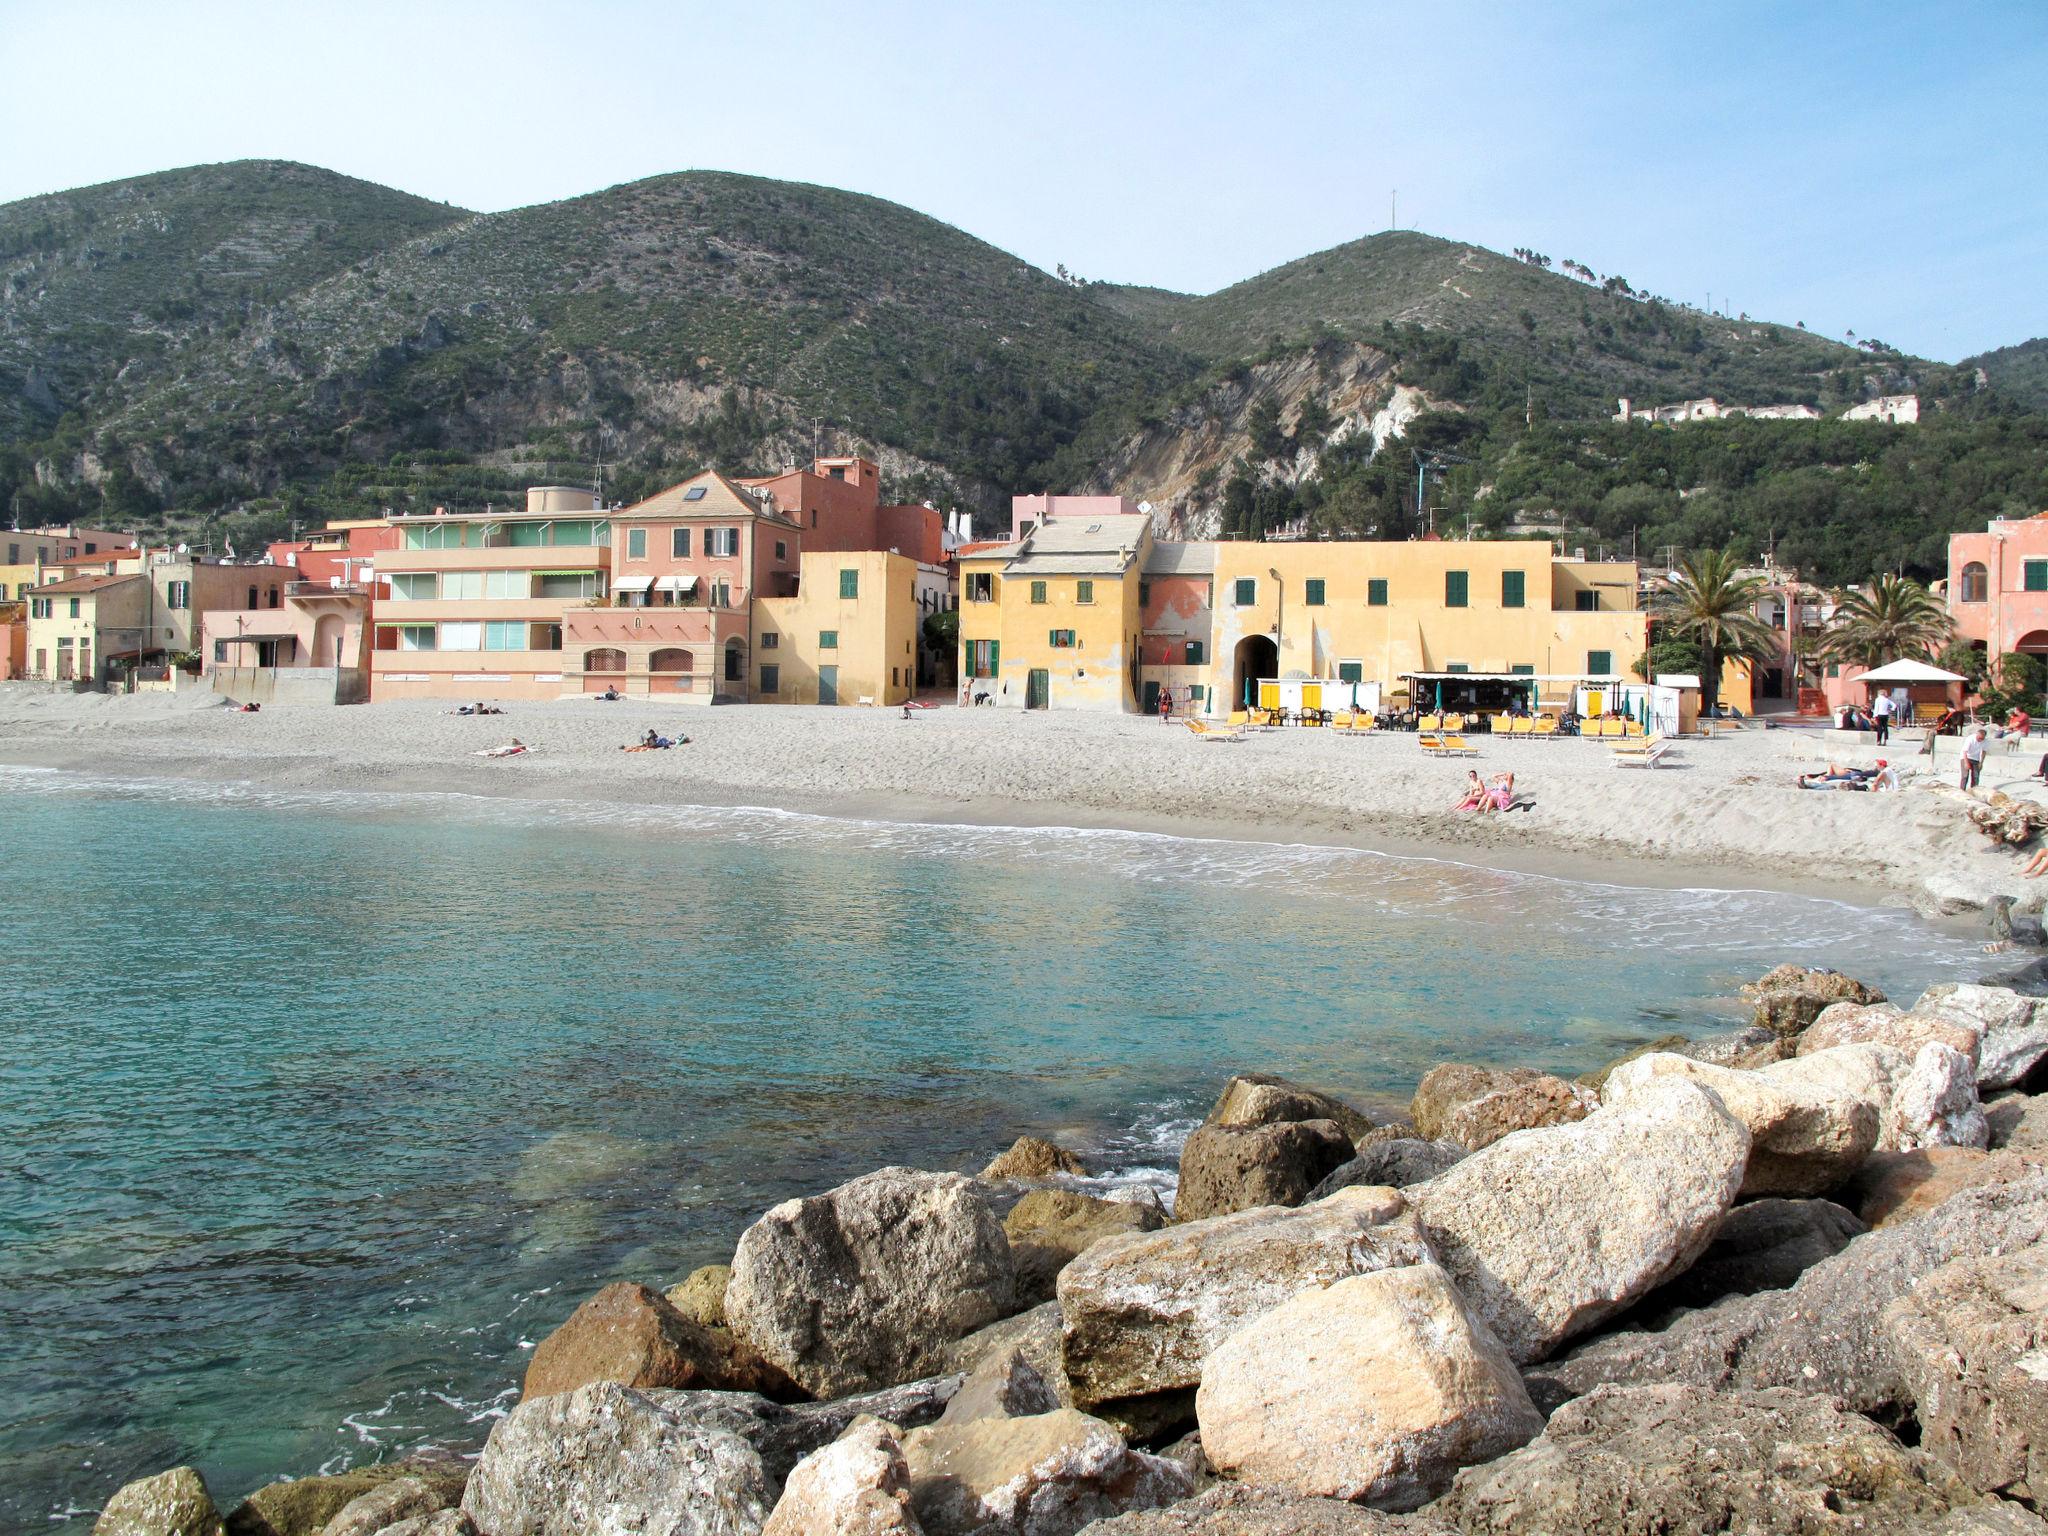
[1006,553,1136,576]
[618,471,789,525]
[1001,513,1150,576]
[1143,542,1216,576]
[29,573,141,596]
[1856,659,1967,684]
[957,539,1017,559]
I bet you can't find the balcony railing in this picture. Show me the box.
[286,580,367,598]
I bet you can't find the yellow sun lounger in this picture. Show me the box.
[1613,740,1675,768]
[1187,718,1247,743]
[1420,732,1478,757]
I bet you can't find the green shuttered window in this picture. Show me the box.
[1368,579,1388,606]
[1502,570,1525,608]
[1446,571,1469,608]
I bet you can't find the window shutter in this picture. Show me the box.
[1589,650,1613,675]
[1305,579,1326,606]
[1446,571,1468,607]
[1502,570,1525,608]
[1368,579,1388,606]
[840,568,859,599]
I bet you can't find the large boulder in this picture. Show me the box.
[631,1376,963,1490]
[1440,1382,1969,1534]
[1408,1065,1540,1141]
[1203,1074,1377,1143]
[1529,1177,2048,1416]
[1306,1138,1466,1201]
[1674,1024,1789,1069]
[1884,1242,2048,1500]
[902,1409,1192,1535]
[95,1468,225,1536]
[523,1282,727,1400]
[1844,1148,2040,1228]
[945,1302,1068,1405]
[227,1459,466,1536]
[1992,1095,2048,1153]
[762,1418,919,1536]
[1173,1120,1354,1221]
[1194,1261,1541,1510]
[1073,1483,1452,1532]
[1057,1186,1431,1409]
[1919,985,2048,1090]
[726,1167,1015,1398]
[1895,1042,1992,1151]
[1602,1050,1877,1197]
[1744,964,1885,1035]
[1575,1034,1689,1092]
[461,1382,771,1536]
[1006,1189,1166,1306]
[666,1265,733,1329]
[938,1345,1062,1426]
[1440,1075,1599,1152]
[1627,1197,1865,1322]
[983,1136,1088,1181]
[322,1473,469,1536]
[1407,1077,1749,1364]
[1761,1041,1911,1150]
[1802,1000,1980,1064]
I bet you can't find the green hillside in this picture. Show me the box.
[1965,338,2048,412]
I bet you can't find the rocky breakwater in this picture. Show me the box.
[94,972,2048,1535]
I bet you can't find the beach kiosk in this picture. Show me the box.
[1853,658,1967,727]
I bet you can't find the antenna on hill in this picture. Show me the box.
[1389,189,1397,232]
[592,424,612,504]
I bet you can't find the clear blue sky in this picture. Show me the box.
[3,0,2041,361]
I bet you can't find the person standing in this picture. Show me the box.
[1962,726,1989,791]
[1871,690,1893,745]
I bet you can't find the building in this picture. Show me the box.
[24,554,287,685]
[199,582,374,704]
[23,573,133,682]
[740,457,951,566]
[959,513,1153,710]
[1006,493,1143,541]
[267,521,399,591]
[1948,512,2048,678]
[755,550,923,705]
[372,486,611,701]
[1,525,139,602]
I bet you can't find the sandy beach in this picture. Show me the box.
[4,684,2043,918]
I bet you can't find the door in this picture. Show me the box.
[1026,669,1050,710]
[1142,681,1160,714]
[818,665,838,706]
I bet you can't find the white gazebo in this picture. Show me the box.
[1854,659,1967,685]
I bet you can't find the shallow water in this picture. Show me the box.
[0,766,1993,1529]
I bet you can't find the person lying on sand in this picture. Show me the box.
[622,730,676,751]
[1453,770,1485,811]
[1480,771,1519,813]
[1798,762,1876,790]
[474,738,529,758]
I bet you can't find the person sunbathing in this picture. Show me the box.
[1482,771,1517,812]
[1453,770,1485,811]
[475,738,529,758]
[1798,762,1874,789]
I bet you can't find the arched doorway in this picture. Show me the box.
[312,614,345,668]
[649,647,694,695]
[1232,634,1278,713]
[582,647,625,693]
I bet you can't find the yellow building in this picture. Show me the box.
[755,550,921,705]
[958,514,1151,710]
[24,572,137,682]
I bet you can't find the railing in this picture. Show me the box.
[286,581,367,597]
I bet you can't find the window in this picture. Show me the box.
[968,572,994,601]
[708,527,739,559]
[761,631,779,650]
[820,630,839,649]
[1501,570,1526,608]
[267,586,281,609]
[85,542,96,553]
[1305,579,1326,607]
[68,597,80,618]
[1588,650,1614,675]
[1234,578,1256,606]
[1367,579,1388,606]
[724,644,743,682]
[1576,590,1599,612]
[891,667,899,687]
[1445,570,1469,608]
[214,640,228,663]
[627,528,647,560]
[247,586,259,610]
[2023,560,2048,595]
[484,621,526,651]
[683,486,707,502]
[760,664,780,693]
[672,527,691,559]
[1447,662,1469,673]
[484,570,528,599]
[1049,629,1077,648]
[439,622,483,651]
[389,572,437,601]
[584,647,625,672]
[1511,664,1535,676]
[167,580,189,610]
[535,571,602,600]
[1138,581,1151,607]
[775,541,787,561]
[1076,580,1095,605]
[396,624,436,652]
[1185,640,1205,666]
[840,568,860,599]
[1031,580,1048,604]
[968,639,999,677]
[441,571,484,601]
[1338,661,1363,683]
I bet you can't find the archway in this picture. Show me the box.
[1232,634,1278,713]
[582,647,625,693]
[311,614,345,668]
[649,647,694,694]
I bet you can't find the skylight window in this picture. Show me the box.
[684,486,708,501]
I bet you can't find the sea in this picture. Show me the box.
[0,763,1998,1530]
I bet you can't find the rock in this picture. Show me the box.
[983,1136,1088,1181]
[1195,1261,1541,1510]
[1305,1138,1465,1201]
[369,1514,474,1536]
[1057,1185,1432,1409]
[643,1376,964,1490]
[1675,1023,1789,1068]
[461,1382,771,1536]
[665,1265,732,1329]
[939,1346,1061,1426]
[1919,985,2048,1090]
[1353,1121,1421,1147]
[762,1418,920,1536]
[1529,1177,2048,1417]
[945,1302,1068,1404]
[1152,1432,1211,1487]
[1628,1197,1865,1321]
[1743,964,1886,1035]
[1802,1000,1981,1064]
[523,1281,727,1400]
[1845,1149,2040,1227]
[1928,1501,2048,1534]
[902,1409,1192,1535]
[1173,1120,1354,1221]
[1574,1034,1689,1091]
[1440,1382,1969,1534]
[1440,1075,1599,1151]
[1408,1077,1749,1364]
[1895,1042,1992,1151]
[1602,1050,1878,1197]
[1885,1243,2048,1500]
[321,1474,467,1536]
[227,1460,465,1536]
[1203,1074,1378,1143]
[95,1468,225,1536]
[726,1167,1015,1398]
[1760,1041,1910,1150]
[1408,1064,1540,1141]
[1991,1095,2048,1152]
[1006,1189,1167,1306]
[1072,1482,1450,1532]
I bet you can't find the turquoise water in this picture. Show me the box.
[0,765,1993,1530]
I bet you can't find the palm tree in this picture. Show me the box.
[1651,549,1781,713]
[1819,574,1952,669]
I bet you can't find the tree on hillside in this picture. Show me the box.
[1818,574,1952,668]
[1651,549,1779,712]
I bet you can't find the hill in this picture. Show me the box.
[1965,338,2048,412]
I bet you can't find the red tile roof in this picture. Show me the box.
[29,573,141,596]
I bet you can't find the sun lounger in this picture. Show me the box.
[1490,714,1515,734]
[1420,732,1478,757]
[1418,713,1442,733]
[1186,718,1247,743]
[1613,740,1675,768]
[1342,712,1377,734]
[1611,733,1666,755]
[1532,717,1559,738]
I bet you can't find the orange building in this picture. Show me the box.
[742,457,949,567]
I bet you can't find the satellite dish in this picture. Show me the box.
[176,543,188,554]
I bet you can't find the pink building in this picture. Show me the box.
[741,457,951,567]
[1009,493,1144,541]
[1949,512,2048,672]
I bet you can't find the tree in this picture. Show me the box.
[1651,549,1780,711]
[1818,574,1952,668]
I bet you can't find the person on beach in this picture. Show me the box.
[1453,770,1485,811]
[1963,726,1989,790]
[1872,691,1893,745]
[1158,686,1173,723]
[2021,843,2048,879]
[1870,760,1901,791]
[2010,707,2032,741]
[1480,771,1516,812]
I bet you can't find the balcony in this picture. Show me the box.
[286,581,367,599]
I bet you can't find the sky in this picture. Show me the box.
[2,0,2042,362]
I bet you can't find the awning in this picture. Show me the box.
[613,575,654,592]
[654,575,698,593]
[1856,659,1966,684]
[216,625,298,641]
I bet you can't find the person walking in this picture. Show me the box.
[1962,726,1989,791]
[1871,690,1893,746]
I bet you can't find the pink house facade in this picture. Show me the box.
[1949,513,2048,671]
